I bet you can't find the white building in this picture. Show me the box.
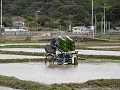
[13,21,25,27]
[72,26,90,34]
[4,27,28,31]
[4,21,28,32]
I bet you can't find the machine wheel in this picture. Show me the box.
[74,57,78,65]
[57,61,63,65]
[68,60,72,64]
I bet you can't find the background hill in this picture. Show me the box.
[1,0,120,31]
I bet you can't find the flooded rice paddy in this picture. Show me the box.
[0,54,44,59]
[0,86,21,90]
[0,43,49,46]
[0,61,120,84]
[0,44,120,86]
[88,46,120,49]
[0,48,120,57]
[0,48,45,53]
[77,49,120,56]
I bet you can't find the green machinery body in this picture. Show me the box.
[58,36,75,52]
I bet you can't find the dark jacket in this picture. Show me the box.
[50,41,58,50]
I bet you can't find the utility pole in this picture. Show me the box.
[101,17,103,34]
[92,0,93,26]
[36,11,40,31]
[95,15,97,34]
[1,0,2,28]
[91,0,94,38]
[69,21,71,32]
[106,21,107,33]
[103,4,106,34]
[108,22,110,32]
[60,23,61,31]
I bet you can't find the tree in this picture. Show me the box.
[2,17,13,27]
[59,19,66,26]
[2,0,120,29]
[51,12,64,19]
[0,28,4,36]
[25,21,37,31]
[106,3,120,22]
[11,16,26,22]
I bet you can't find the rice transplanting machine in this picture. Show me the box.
[44,36,78,65]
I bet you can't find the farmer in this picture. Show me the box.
[50,38,58,54]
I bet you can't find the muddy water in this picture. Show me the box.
[0,62,120,84]
[77,49,120,56]
[88,46,120,49]
[0,54,45,59]
[0,43,49,46]
[0,48,120,56]
[0,48,45,53]
[0,86,21,90]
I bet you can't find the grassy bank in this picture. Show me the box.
[76,42,120,51]
[0,75,120,90]
[78,54,120,60]
[0,39,48,43]
[58,79,120,90]
[0,50,45,56]
[0,75,49,90]
[0,58,49,63]
[0,45,44,48]
[88,48,120,51]
[95,34,120,41]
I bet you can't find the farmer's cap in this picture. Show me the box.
[52,38,56,42]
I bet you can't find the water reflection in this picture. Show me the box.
[0,62,120,84]
[47,63,77,69]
